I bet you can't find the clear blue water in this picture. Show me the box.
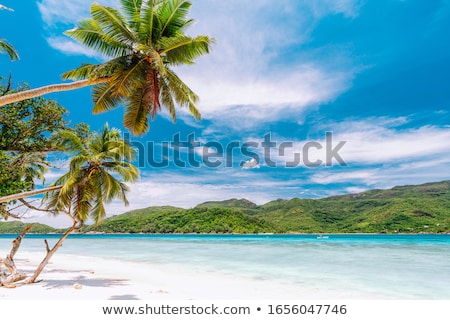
[1,234,449,299]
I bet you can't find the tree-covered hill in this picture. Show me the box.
[256,180,450,233]
[2,180,450,234]
[85,180,450,234]
[0,221,57,233]
[82,207,276,234]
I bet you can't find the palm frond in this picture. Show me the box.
[158,76,177,121]
[52,129,88,154]
[101,161,139,182]
[160,35,213,65]
[164,67,201,119]
[157,0,192,38]
[90,186,106,224]
[65,19,132,58]
[0,4,13,11]
[123,90,150,135]
[120,0,143,33]
[138,0,159,46]
[92,82,123,114]
[91,3,136,45]
[0,38,19,60]
[109,57,147,97]
[62,63,99,81]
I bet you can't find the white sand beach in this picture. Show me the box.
[0,252,303,300]
[0,251,381,300]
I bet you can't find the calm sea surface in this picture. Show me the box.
[1,234,449,299]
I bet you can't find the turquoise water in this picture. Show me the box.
[1,234,449,299]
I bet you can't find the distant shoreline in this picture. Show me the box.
[1,232,449,236]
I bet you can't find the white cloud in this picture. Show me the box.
[307,0,363,18]
[302,117,450,188]
[119,169,292,209]
[267,117,450,166]
[46,37,105,59]
[37,0,118,26]
[176,0,358,126]
[332,122,450,164]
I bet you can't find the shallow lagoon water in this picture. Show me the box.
[1,234,449,299]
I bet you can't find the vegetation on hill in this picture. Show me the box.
[83,180,450,234]
[257,180,450,233]
[82,207,276,234]
[2,181,449,234]
[0,221,57,233]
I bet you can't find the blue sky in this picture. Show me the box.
[1,0,450,226]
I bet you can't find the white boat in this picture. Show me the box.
[316,235,329,239]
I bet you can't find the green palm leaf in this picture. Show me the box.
[65,19,132,58]
[160,35,213,65]
[123,91,150,135]
[91,3,136,45]
[0,38,19,60]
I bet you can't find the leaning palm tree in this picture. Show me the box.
[0,0,213,135]
[24,123,139,284]
[0,4,19,61]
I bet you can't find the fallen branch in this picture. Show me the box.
[0,224,34,287]
[25,221,78,284]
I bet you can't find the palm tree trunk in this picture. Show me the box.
[25,221,78,284]
[0,185,62,203]
[0,78,109,106]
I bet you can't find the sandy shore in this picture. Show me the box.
[1,251,323,300]
[1,251,400,300]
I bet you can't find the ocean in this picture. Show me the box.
[1,234,449,299]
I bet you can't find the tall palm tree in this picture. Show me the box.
[25,123,139,283]
[0,0,213,135]
[0,4,19,61]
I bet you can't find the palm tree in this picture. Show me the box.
[0,0,213,135]
[0,4,19,61]
[25,123,139,283]
[45,123,139,224]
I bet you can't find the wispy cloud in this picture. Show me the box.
[264,117,450,166]
[46,36,105,59]
[37,0,118,26]
[331,121,450,164]
[177,0,360,126]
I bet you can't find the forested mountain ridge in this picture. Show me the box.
[1,180,449,234]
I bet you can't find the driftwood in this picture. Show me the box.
[26,221,78,284]
[1,210,80,287]
[0,224,34,287]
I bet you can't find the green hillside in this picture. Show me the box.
[257,180,450,233]
[82,206,276,234]
[2,180,450,234]
[0,221,57,233]
[195,198,259,215]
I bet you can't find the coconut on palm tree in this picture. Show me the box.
[0,0,213,135]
